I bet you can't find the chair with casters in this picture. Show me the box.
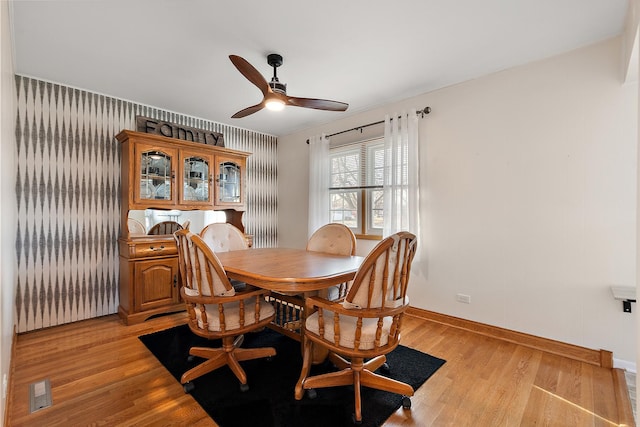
[200,222,249,290]
[307,223,357,300]
[295,231,418,424]
[148,220,183,235]
[200,222,248,252]
[127,217,146,236]
[173,229,276,393]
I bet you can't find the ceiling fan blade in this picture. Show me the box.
[229,55,270,96]
[286,96,349,112]
[231,103,265,118]
[230,53,348,117]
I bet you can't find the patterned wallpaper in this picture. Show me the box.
[14,76,278,332]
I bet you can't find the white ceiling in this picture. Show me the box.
[10,0,629,137]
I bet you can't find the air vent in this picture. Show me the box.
[29,379,52,413]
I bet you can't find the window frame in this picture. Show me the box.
[329,137,384,240]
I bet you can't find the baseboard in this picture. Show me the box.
[615,358,637,374]
[406,307,612,368]
[4,325,17,427]
[613,368,637,427]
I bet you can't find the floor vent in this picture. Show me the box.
[29,379,52,413]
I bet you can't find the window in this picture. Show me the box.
[329,138,384,238]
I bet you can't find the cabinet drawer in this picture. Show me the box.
[120,237,178,259]
[133,243,177,258]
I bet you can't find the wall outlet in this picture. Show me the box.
[456,293,471,304]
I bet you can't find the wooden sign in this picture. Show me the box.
[136,116,224,147]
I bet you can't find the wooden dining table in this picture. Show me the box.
[215,247,363,294]
[215,247,364,346]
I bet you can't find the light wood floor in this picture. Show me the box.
[7,312,635,426]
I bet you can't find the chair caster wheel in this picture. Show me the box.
[183,382,195,394]
[402,396,411,409]
[187,355,196,363]
[351,413,362,425]
[239,383,249,392]
[306,388,317,399]
[380,362,390,373]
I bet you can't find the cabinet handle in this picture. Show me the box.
[173,275,178,287]
[149,245,165,251]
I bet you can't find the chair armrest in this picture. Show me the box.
[180,286,271,305]
[305,296,406,318]
[305,295,339,311]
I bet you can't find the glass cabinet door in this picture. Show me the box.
[139,147,174,203]
[183,155,211,203]
[217,159,242,204]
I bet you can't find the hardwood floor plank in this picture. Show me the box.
[476,346,542,426]
[613,368,637,427]
[7,313,634,427]
[593,363,623,424]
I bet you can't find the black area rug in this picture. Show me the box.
[139,324,445,427]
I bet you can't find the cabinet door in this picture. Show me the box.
[180,150,214,207]
[135,143,178,206]
[134,258,179,312]
[215,154,246,207]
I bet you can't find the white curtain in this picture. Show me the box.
[308,134,330,238]
[383,110,420,237]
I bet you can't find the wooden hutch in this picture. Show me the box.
[117,130,250,324]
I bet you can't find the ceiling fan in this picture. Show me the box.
[229,53,349,118]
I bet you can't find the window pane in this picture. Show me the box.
[329,139,385,236]
[330,190,359,229]
[369,189,384,232]
[330,149,360,188]
[367,144,385,186]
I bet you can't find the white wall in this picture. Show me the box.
[0,0,16,424]
[279,36,638,366]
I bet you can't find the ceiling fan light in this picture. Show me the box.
[265,99,285,111]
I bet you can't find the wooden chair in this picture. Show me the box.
[148,220,183,235]
[307,223,357,300]
[295,231,418,424]
[200,222,248,252]
[173,229,276,393]
[200,222,249,290]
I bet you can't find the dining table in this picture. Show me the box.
[215,247,364,356]
[216,247,364,294]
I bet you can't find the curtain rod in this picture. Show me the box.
[305,106,430,144]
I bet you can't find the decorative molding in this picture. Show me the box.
[406,307,612,367]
